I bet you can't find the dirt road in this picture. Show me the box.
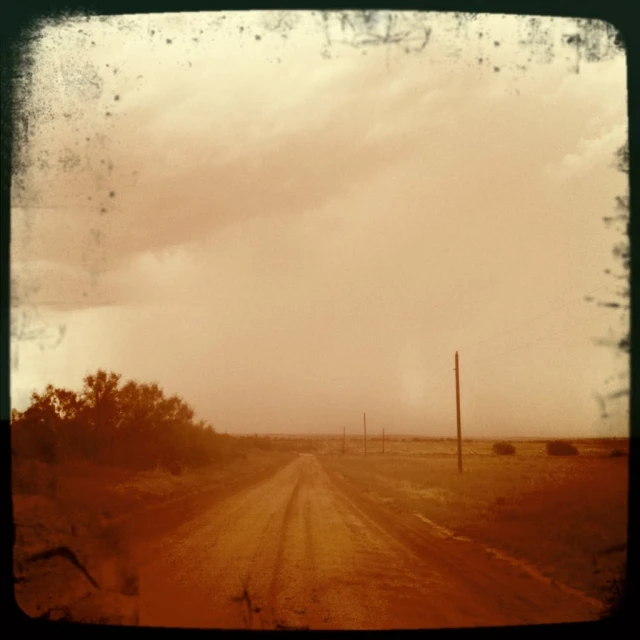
[136,453,602,629]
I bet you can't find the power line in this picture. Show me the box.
[458,283,611,354]
[422,283,612,387]
[464,309,614,374]
[425,308,613,395]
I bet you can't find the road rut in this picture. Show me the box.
[137,453,601,629]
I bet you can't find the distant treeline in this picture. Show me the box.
[11,369,310,472]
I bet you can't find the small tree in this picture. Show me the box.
[80,370,122,463]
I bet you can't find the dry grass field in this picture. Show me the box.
[318,437,629,607]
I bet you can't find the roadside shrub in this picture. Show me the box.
[546,440,578,456]
[11,417,58,464]
[493,441,516,456]
[165,459,184,476]
[609,448,627,458]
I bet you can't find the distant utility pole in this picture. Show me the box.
[342,427,346,454]
[455,351,463,473]
[382,428,385,454]
[363,412,367,457]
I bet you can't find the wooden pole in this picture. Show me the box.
[342,426,346,454]
[364,412,367,457]
[455,351,463,473]
[382,428,385,454]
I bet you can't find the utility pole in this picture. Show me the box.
[382,428,385,454]
[342,426,346,454]
[364,412,367,457]
[455,351,463,473]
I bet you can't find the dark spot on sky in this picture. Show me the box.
[239,26,244,33]
[88,196,92,201]
[113,68,118,75]
[255,34,261,41]
[478,57,483,64]
[105,112,111,117]
[478,32,483,39]
[166,39,172,44]
[106,63,109,67]
[100,207,107,214]
[193,37,199,42]
[86,137,90,142]
[100,159,105,164]
[151,30,155,36]
[91,41,96,46]
[83,291,88,297]
[494,67,500,73]
[114,95,120,101]
[494,41,500,47]
[109,191,115,198]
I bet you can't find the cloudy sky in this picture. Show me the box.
[11,11,629,437]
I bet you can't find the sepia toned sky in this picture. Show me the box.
[11,11,629,437]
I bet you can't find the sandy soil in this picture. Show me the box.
[12,452,295,624]
[136,453,601,630]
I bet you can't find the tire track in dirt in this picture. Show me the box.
[263,471,303,628]
[136,454,601,629]
[137,458,305,629]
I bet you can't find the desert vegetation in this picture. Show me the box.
[492,441,516,455]
[546,440,579,456]
[10,369,294,472]
[11,370,310,623]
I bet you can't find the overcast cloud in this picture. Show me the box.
[11,11,629,437]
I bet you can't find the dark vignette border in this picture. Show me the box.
[2,0,636,637]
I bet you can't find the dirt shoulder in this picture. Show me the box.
[12,451,297,623]
[317,444,628,609]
